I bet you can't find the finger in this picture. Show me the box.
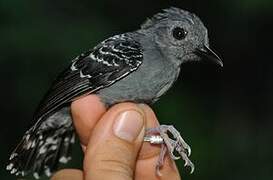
[136,104,181,180]
[51,169,83,180]
[83,103,145,180]
[138,104,161,160]
[71,95,106,146]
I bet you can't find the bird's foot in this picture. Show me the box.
[144,125,194,175]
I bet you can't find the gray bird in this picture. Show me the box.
[7,7,222,179]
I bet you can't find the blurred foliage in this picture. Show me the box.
[0,0,273,179]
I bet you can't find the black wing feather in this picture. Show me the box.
[34,34,143,123]
[6,34,143,178]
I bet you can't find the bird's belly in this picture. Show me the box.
[97,78,160,106]
[97,66,179,106]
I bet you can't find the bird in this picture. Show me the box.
[7,7,223,179]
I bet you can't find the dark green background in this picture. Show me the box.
[1,0,273,179]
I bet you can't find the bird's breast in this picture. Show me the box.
[97,50,180,106]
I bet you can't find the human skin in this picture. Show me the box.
[51,95,181,180]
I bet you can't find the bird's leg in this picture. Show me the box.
[144,125,195,175]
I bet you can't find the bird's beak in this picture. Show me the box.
[195,45,223,67]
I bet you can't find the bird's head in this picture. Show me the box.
[140,7,223,67]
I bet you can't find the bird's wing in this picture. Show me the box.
[34,34,143,121]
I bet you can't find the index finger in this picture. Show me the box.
[71,95,106,146]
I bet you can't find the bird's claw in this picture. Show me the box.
[178,147,195,173]
[158,125,194,173]
[145,125,194,175]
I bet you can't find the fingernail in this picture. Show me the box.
[113,110,144,142]
[137,103,147,110]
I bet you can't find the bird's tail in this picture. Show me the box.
[6,107,75,179]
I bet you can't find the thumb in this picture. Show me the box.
[83,103,146,180]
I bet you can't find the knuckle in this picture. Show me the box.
[96,159,133,179]
[89,140,135,178]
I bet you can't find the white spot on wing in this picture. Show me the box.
[45,168,52,177]
[49,145,57,151]
[6,163,13,170]
[39,146,47,154]
[10,168,17,174]
[71,61,78,71]
[70,134,75,143]
[31,140,36,148]
[25,134,30,140]
[9,153,18,160]
[59,156,71,164]
[119,43,137,50]
[98,47,120,67]
[33,172,40,179]
[80,71,92,78]
[46,137,56,144]
[89,53,113,66]
[39,135,43,140]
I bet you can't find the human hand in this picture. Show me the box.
[51,95,181,180]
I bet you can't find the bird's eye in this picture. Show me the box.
[172,27,188,40]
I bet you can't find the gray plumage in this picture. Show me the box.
[99,8,211,105]
[7,7,222,178]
